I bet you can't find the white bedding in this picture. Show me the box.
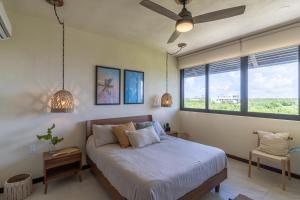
[86,135,227,200]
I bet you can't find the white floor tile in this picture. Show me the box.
[1,159,299,200]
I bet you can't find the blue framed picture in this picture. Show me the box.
[96,66,121,105]
[124,70,144,104]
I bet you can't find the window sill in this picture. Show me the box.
[180,108,300,121]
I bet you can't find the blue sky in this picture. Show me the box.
[184,62,298,99]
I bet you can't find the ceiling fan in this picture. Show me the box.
[140,0,246,44]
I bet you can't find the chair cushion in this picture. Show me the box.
[252,149,289,161]
[257,131,290,156]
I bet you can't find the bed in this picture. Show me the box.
[86,115,227,200]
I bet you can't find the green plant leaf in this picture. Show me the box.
[37,133,52,141]
[51,136,64,146]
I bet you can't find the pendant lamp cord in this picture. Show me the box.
[54,4,65,90]
[166,53,169,92]
[165,46,185,93]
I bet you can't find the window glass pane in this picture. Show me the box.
[209,58,241,111]
[248,46,298,115]
[183,66,206,109]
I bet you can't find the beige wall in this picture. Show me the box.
[177,21,300,175]
[0,11,179,186]
[179,111,300,174]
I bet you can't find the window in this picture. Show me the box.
[183,65,206,109]
[248,46,298,115]
[209,58,241,111]
[180,45,300,120]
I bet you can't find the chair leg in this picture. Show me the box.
[215,184,220,193]
[257,157,260,170]
[281,160,286,191]
[287,159,291,180]
[248,151,252,178]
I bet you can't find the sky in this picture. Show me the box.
[184,62,298,99]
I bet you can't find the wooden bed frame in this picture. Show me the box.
[86,115,227,200]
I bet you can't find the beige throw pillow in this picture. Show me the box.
[112,122,136,148]
[92,124,118,148]
[127,126,160,148]
[257,131,290,156]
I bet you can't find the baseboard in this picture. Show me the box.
[226,154,300,180]
[0,165,90,194]
[1,156,299,194]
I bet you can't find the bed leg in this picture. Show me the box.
[215,184,220,193]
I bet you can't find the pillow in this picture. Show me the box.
[257,131,290,156]
[135,121,153,130]
[152,120,166,136]
[112,122,136,148]
[92,125,117,148]
[136,121,166,139]
[127,126,160,148]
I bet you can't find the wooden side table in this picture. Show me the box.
[166,130,179,137]
[166,130,189,139]
[43,147,82,194]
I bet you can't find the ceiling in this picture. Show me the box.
[3,0,300,55]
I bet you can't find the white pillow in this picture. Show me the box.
[257,131,290,156]
[93,125,117,147]
[127,126,160,148]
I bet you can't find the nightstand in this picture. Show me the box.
[43,147,82,194]
[166,130,189,139]
[166,130,179,137]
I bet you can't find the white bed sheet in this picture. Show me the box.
[86,135,226,200]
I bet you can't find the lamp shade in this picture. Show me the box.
[161,93,173,107]
[176,19,194,33]
[50,89,74,113]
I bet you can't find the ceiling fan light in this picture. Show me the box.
[176,19,193,33]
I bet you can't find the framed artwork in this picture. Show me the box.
[124,70,144,104]
[95,66,121,105]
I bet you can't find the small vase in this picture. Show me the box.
[48,143,56,153]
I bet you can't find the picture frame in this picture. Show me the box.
[124,70,144,104]
[95,66,121,105]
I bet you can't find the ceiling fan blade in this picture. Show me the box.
[167,31,181,44]
[193,5,246,24]
[140,0,181,21]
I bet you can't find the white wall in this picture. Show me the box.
[0,11,179,186]
[179,111,300,175]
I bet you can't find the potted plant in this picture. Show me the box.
[37,124,63,153]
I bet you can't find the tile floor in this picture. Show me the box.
[1,158,300,200]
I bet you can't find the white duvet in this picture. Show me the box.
[86,135,227,200]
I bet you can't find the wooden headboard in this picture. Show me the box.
[86,115,152,139]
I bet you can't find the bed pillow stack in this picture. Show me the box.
[112,122,136,148]
[127,126,160,148]
[257,131,290,156]
[92,120,165,149]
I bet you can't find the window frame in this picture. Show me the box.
[180,45,300,121]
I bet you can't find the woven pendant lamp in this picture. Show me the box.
[161,43,187,107]
[161,92,173,107]
[49,0,74,113]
